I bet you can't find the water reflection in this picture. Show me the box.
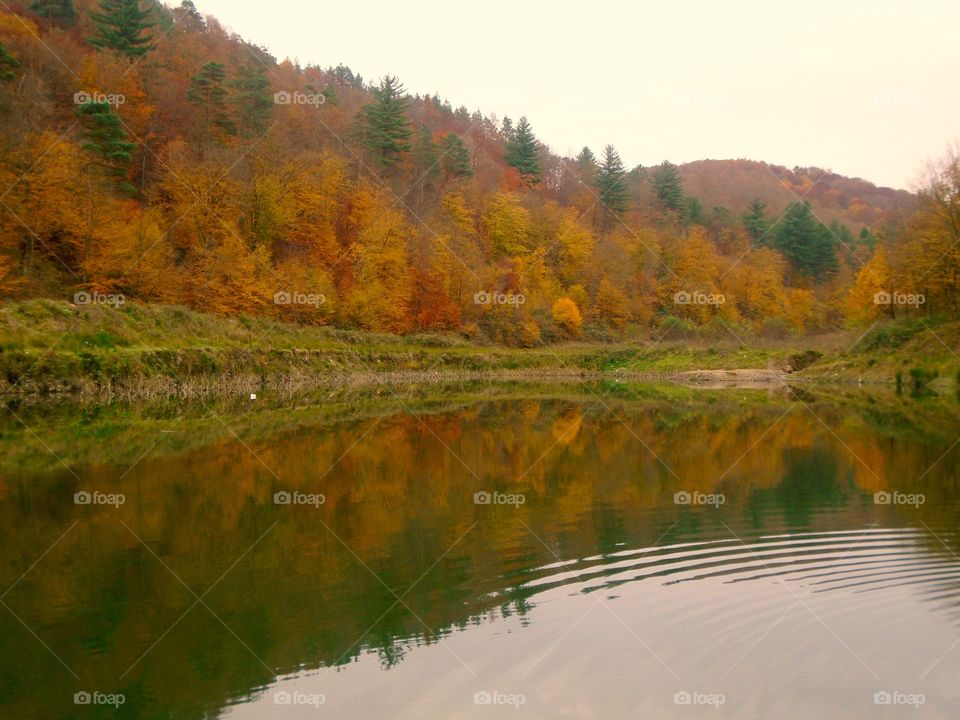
[0,384,958,718]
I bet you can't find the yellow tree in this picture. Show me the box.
[845,247,891,324]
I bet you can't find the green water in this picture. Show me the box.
[1,383,958,718]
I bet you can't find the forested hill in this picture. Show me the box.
[0,0,956,346]
[677,160,915,231]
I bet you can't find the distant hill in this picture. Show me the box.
[676,159,915,230]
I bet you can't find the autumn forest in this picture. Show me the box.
[1,0,959,348]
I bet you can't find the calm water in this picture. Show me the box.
[1,384,959,718]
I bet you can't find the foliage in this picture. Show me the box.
[89,0,156,58]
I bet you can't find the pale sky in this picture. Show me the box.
[191,0,959,190]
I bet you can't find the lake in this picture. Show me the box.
[1,382,958,718]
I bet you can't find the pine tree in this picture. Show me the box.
[233,64,273,137]
[594,145,629,229]
[89,0,156,59]
[175,0,204,31]
[651,161,685,213]
[0,43,18,81]
[441,133,472,178]
[359,75,412,168]
[504,116,541,184]
[30,0,77,25]
[412,125,439,184]
[685,196,704,225]
[774,201,839,282]
[76,100,136,192]
[741,198,769,244]
[575,146,596,177]
[188,62,235,137]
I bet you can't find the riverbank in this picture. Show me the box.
[1,299,957,398]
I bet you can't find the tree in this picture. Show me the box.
[359,75,412,168]
[233,64,273,137]
[412,125,439,185]
[76,100,136,192]
[482,193,530,257]
[187,62,235,138]
[552,297,582,337]
[176,0,204,30]
[651,161,685,214]
[594,277,629,328]
[575,146,596,177]
[845,246,892,324]
[441,133,472,178]
[594,145,629,230]
[30,0,77,25]
[685,196,704,225]
[0,42,18,81]
[89,0,156,58]
[741,198,769,244]
[504,116,541,184]
[773,201,839,282]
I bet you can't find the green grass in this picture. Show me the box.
[2,299,957,394]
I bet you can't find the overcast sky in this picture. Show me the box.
[191,0,959,190]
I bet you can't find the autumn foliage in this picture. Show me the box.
[0,0,952,346]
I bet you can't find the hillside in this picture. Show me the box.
[677,159,915,231]
[0,0,956,353]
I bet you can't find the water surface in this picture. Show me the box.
[1,383,958,718]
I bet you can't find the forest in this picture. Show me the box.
[1,0,958,347]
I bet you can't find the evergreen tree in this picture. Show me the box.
[89,0,156,59]
[594,144,629,228]
[233,64,273,137]
[575,146,596,176]
[0,42,18,81]
[187,62,235,137]
[441,133,472,178]
[501,116,514,140]
[651,161,684,213]
[504,116,541,184]
[685,196,704,225]
[858,226,876,250]
[741,198,769,244]
[412,126,439,193]
[76,100,136,192]
[176,0,204,31]
[359,75,412,168]
[30,0,77,25]
[773,201,839,282]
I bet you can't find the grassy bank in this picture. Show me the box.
[0,299,956,397]
[801,316,960,389]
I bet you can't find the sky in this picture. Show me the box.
[192,0,959,190]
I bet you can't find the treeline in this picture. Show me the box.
[0,0,957,345]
